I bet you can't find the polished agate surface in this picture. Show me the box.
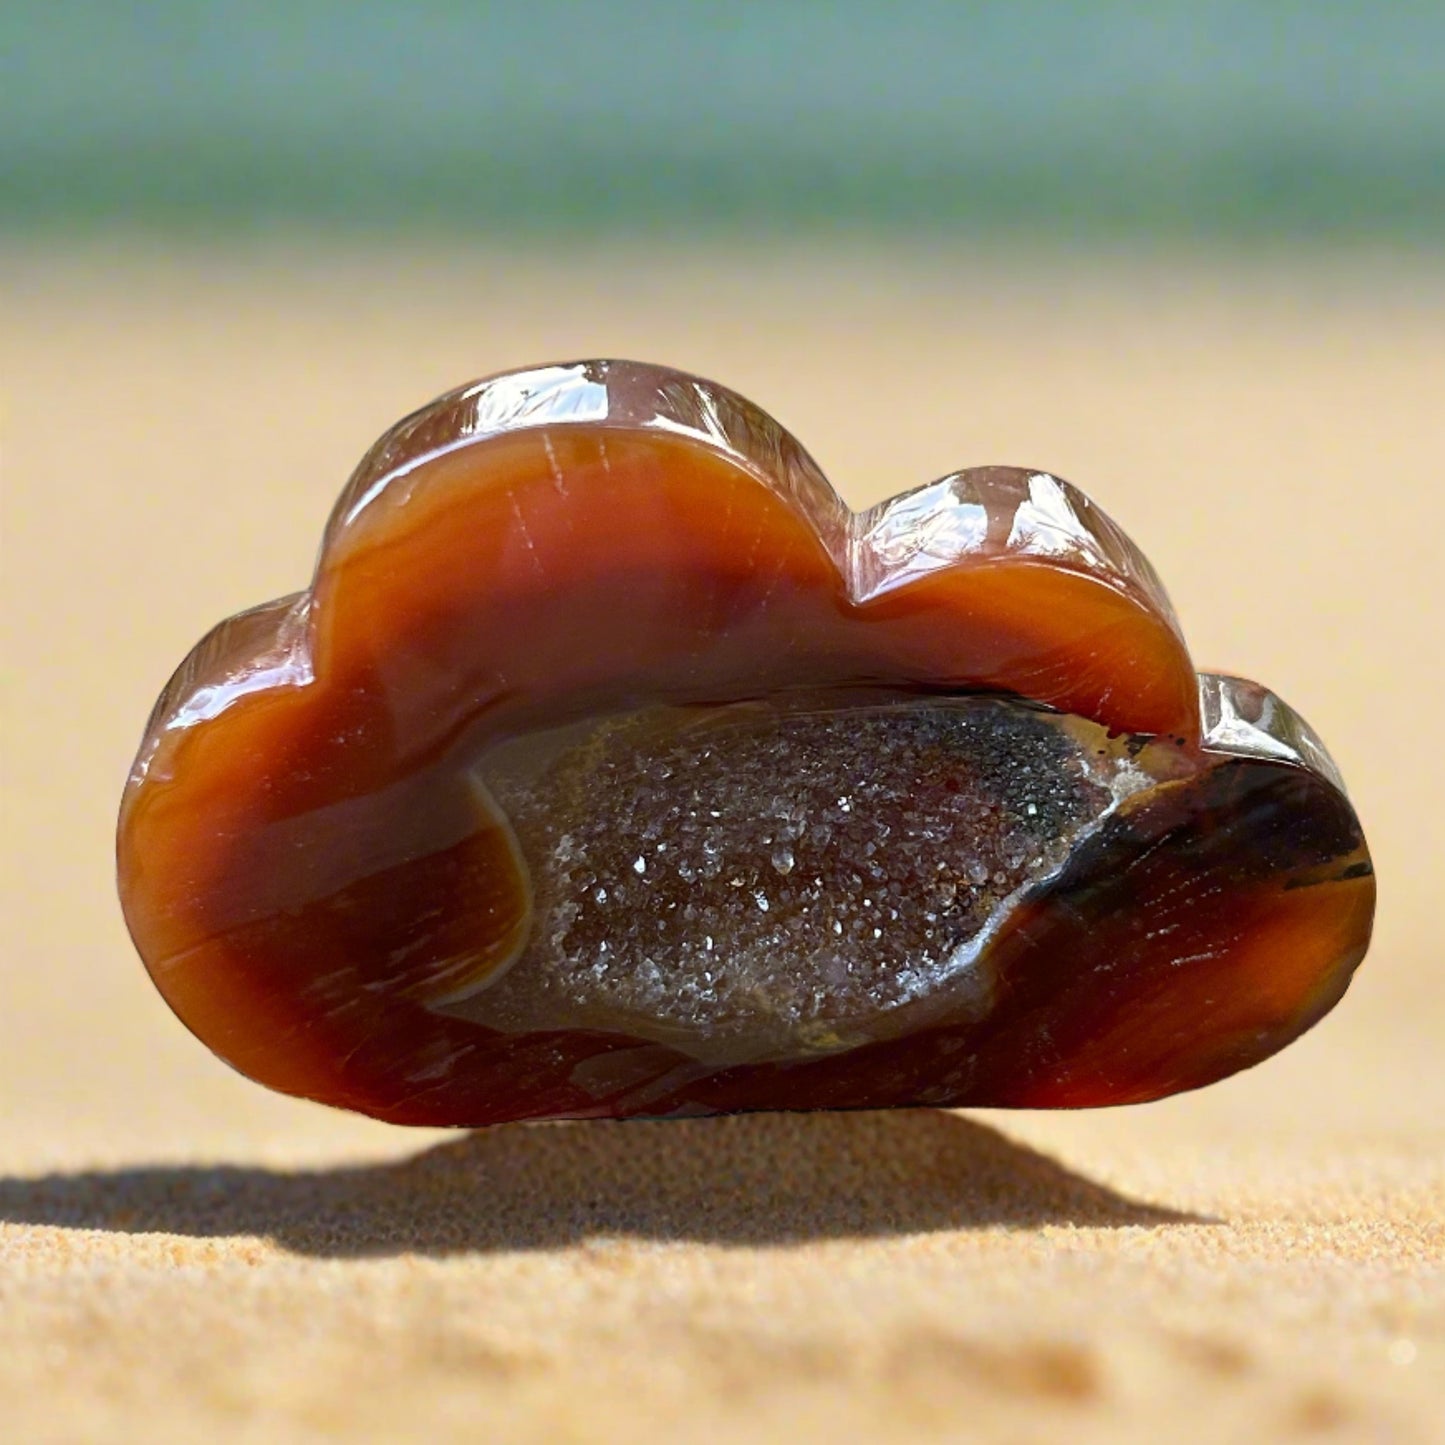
[117,362,1374,1124]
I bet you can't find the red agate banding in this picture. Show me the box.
[117,361,1373,1124]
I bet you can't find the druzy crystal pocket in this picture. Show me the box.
[117,362,1374,1124]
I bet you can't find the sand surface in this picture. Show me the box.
[1,243,1441,1442]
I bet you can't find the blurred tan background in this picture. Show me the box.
[3,6,1444,1443]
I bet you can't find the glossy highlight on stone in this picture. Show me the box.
[117,362,1374,1124]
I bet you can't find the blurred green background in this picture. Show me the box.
[4,0,1443,241]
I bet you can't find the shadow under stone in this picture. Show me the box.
[0,1109,1207,1258]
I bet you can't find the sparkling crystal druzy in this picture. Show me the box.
[117,362,1374,1124]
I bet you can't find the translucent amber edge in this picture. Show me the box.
[327,359,1183,628]
[126,359,1193,792]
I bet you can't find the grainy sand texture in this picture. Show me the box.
[1,244,1441,1443]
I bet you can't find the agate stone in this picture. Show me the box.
[117,361,1374,1124]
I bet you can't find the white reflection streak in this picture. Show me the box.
[1006,472,1104,565]
[166,659,309,731]
[342,365,610,526]
[852,480,989,600]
